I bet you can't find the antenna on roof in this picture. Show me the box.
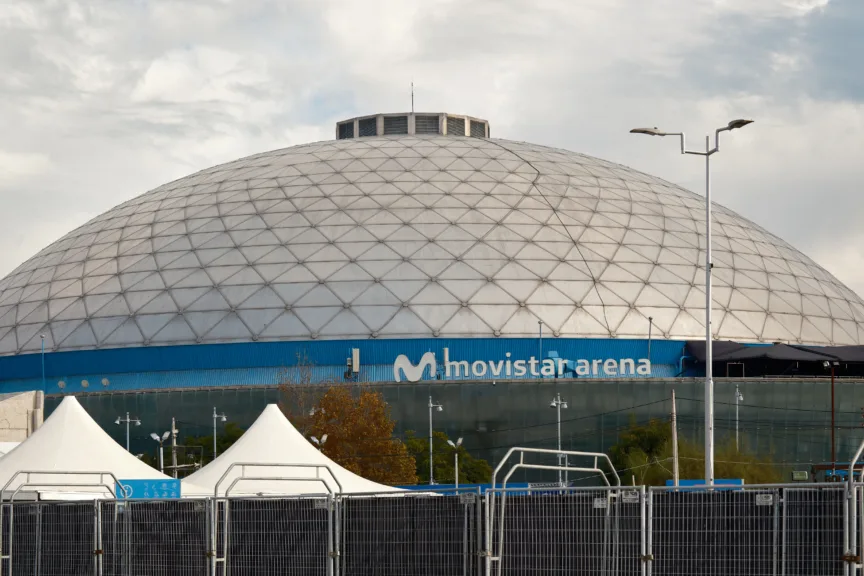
[411,81,414,113]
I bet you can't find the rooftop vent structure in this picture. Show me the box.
[336,113,489,140]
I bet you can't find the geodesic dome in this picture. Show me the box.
[0,132,862,354]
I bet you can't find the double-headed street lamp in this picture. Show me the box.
[631,118,754,486]
[428,396,443,485]
[150,431,170,473]
[115,412,141,452]
[550,394,568,485]
[447,437,463,489]
[310,434,328,451]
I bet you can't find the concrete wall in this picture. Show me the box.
[0,391,43,441]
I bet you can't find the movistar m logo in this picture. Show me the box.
[393,352,437,383]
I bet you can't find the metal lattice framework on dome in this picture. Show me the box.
[0,133,862,355]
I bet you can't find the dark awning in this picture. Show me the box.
[684,341,863,363]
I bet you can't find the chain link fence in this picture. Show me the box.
[0,484,857,576]
[340,489,481,576]
[487,486,645,576]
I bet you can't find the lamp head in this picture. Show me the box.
[115,417,121,425]
[162,431,170,441]
[726,118,754,131]
[134,420,141,426]
[630,127,667,136]
[561,402,568,409]
[550,400,557,408]
[150,433,160,441]
[456,437,463,446]
[310,436,320,445]
[320,434,328,444]
[220,415,227,422]
[436,405,443,412]
[823,360,830,368]
[447,440,455,448]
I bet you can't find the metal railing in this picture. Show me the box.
[0,481,860,576]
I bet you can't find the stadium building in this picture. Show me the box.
[0,112,861,472]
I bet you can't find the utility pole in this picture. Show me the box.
[171,417,178,479]
[671,390,679,487]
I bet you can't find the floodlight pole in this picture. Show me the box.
[735,384,741,451]
[40,334,45,391]
[630,119,753,486]
[213,407,227,460]
[551,393,567,485]
[428,396,442,485]
[116,412,141,452]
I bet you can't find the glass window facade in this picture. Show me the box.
[47,377,860,482]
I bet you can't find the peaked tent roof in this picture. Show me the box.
[182,404,400,496]
[0,396,201,497]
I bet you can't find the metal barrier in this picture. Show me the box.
[220,496,333,576]
[340,488,481,576]
[100,498,209,576]
[211,463,341,576]
[648,484,848,576]
[0,482,860,576]
[487,486,645,576]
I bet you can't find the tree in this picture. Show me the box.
[405,430,493,485]
[299,385,418,485]
[277,350,328,436]
[609,417,784,486]
[184,422,246,465]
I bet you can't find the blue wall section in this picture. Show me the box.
[0,337,688,395]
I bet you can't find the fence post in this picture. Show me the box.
[773,488,780,576]
[781,487,787,576]
[93,500,101,576]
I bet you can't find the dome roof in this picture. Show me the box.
[0,134,861,355]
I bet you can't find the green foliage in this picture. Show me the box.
[404,430,492,485]
[610,418,784,486]
[185,422,247,465]
[609,416,671,473]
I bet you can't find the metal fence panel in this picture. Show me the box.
[489,487,643,576]
[0,502,95,576]
[100,499,209,576]
[224,497,331,576]
[650,488,779,576]
[341,491,480,576]
[782,487,845,576]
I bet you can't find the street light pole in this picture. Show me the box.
[631,118,753,486]
[115,412,141,452]
[40,334,45,391]
[447,437,463,488]
[550,393,568,485]
[428,396,443,485]
[150,431,170,473]
[735,385,744,451]
[212,407,227,460]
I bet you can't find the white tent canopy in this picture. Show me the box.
[182,404,401,496]
[0,396,201,498]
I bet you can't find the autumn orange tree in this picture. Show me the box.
[282,384,417,485]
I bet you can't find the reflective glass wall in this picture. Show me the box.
[47,377,863,481]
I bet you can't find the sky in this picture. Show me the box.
[1,0,863,293]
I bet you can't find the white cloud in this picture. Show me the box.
[0,0,861,299]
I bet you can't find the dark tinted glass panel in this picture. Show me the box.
[383,116,408,135]
[470,120,486,138]
[338,122,354,139]
[358,118,377,137]
[415,115,440,134]
[446,116,465,136]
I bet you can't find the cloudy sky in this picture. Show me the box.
[1,0,862,293]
